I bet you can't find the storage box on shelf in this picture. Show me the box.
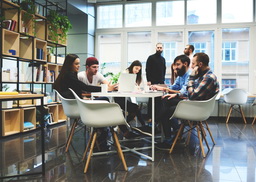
[19,36,33,60]
[2,109,21,136]
[2,29,20,57]
[57,104,66,122]
[19,10,34,36]
[2,1,19,32]
[47,104,58,125]
[21,107,36,132]
[34,38,47,61]
[34,18,46,40]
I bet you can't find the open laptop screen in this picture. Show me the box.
[118,73,137,93]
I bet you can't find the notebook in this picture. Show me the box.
[118,73,137,93]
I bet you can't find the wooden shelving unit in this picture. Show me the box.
[20,37,33,59]
[21,107,36,132]
[2,109,21,136]
[57,104,66,122]
[2,29,20,57]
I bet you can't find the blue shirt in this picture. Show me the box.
[169,69,191,97]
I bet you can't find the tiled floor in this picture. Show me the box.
[0,117,256,182]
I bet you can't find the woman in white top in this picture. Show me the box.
[115,60,150,138]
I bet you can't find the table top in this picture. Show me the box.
[0,94,44,100]
[91,91,163,98]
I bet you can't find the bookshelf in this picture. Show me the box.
[0,0,69,137]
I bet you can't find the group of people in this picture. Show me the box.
[53,42,219,151]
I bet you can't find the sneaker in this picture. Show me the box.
[155,142,172,151]
[124,131,140,139]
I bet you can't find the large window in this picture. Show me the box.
[156,1,184,26]
[125,3,151,27]
[222,79,236,89]
[222,28,249,91]
[97,5,122,28]
[98,34,121,75]
[222,0,253,23]
[188,31,215,71]
[187,0,216,24]
[127,32,152,70]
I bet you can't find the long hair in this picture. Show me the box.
[53,54,79,91]
[127,60,142,85]
[171,63,177,84]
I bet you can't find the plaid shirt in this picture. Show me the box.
[187,69,219,100]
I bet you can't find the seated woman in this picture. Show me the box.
[115,60,151,137]
[53,54,113,151]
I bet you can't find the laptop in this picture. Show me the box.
[118,73,137,93]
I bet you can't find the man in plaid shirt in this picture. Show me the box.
[156,52,219,150]
[187,52,219,100]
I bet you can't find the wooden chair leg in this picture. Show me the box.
[111,128,128,171]
[169,123,185,154]
[252,116,256,125]
[83,132,94,161]
[226,105,233,124]
[199,122,209,151]
[84,131,97,173]
[203,121,215,145]
[239,105,247,124]
[185,121,193,146]
[65,118,78,152]
[196,125,205,158]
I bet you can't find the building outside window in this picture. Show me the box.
[222,79,236,89]
[222,42,236,61]
[190,42,206,53]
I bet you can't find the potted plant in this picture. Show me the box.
[47,10,72,44]
[19,0,35,35]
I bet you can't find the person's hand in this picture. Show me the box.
[108,83,118,91]
[162,93,177,100]
[190,66,199,77]
[151,84,164,91]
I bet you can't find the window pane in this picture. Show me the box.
[189,31,215,71]
[98,34,121,76]
[222,28,249,91]
[97,5,122,28]
[125,3,151,27]
[187,0,216,24]
[158,32,183,84]
[127,32,152,71]
[222,0,253,23]
[156,1,184,26]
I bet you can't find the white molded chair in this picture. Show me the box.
[223,88,248,124]
[169,93,219,158]
[69,88,129,173]
[54,89,81,152]
[252,99,256,125]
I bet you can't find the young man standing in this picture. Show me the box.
[184,44,194,68]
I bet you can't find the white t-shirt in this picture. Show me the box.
[77,71,106,86]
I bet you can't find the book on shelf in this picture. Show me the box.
[36,48,44,60]
[49,70,55,82]
[2,20,17,31]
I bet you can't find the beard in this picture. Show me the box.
[176,65,186,76]
[156,50,162,55]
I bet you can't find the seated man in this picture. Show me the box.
[152,54,191,131]
[156,52,219,150]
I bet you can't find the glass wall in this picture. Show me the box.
[96,0,256,94]
[221,28,249,90]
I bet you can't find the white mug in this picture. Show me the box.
[101,84,108,93]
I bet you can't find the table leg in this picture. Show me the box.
[152,97,155,161]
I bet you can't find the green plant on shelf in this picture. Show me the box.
[2,84,10,92]
[47,10,72,43]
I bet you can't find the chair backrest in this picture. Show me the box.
[69,88,129,128]
[54,89,80,119]
[223,88,248,105]
[171,92,219,121]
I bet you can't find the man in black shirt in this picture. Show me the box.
[145,43,166,123]
[146,42,166,84]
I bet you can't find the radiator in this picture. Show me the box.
[217,97,255,118]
